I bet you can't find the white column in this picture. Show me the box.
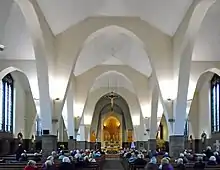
[38,75,52,133]
[164,100,175,134]
[149,88,159,139]
[67,83,75,138]
[79,125,86,141]
[174,44,192,135]
[144,118,150,140]
[34,43,52,134]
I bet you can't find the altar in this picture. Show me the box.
[101,115,122,150]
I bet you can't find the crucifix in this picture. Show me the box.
[106,92,119,111]
[214,140,220,152]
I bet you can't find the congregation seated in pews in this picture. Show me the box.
[121,146,220,170]
[0,145,106,170]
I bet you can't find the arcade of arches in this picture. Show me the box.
[1,0,220,158]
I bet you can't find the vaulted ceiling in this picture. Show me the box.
[1,0,220,63]
[91,71,135,94]
[74,26,152,77]
[36,0,193,36]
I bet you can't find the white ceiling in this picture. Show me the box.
[0,1,34,60]
[74,27,152,77]
[193,2,220,61]
[91,71,135,93]
[36,0,193,36]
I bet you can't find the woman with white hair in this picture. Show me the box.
[160,157,174,170]
[42,160,55,170]
[144,156,158,170]
[179,153,188,164]
[59,157,74,170]
[176,158,185,170]
[24,160,37,170]
[207,155,217,165]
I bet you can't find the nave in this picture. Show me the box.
[2,0,220,169]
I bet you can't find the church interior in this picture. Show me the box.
[1,0,220,168]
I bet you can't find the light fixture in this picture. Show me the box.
[0,44,5,51]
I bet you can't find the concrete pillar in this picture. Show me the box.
[148,87,159,151]
[169,135,184,158]
[66,83,76,150]
[38,72,57,156]
[68,136,76,151]
[170,44,192,157]
[42,135,57,157]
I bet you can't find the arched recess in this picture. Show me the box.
[90,93,133,143]
[84,87,140,126]
[188,68,220,139]
[0,67,37,139]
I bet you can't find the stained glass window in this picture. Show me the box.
[184,120,189,137]
[0,74,14,133]
[211,74,220,132]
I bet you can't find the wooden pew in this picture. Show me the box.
[0,154,105,170]
[0,162,99,170]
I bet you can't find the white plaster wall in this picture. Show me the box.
[13,73,37,139]
[14,78,26,137]
[198,80,211,138]
[188,92,199,139]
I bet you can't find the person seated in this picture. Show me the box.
[51,151,57,159]
[75,150,81,159]
[176,158,185,170]
[207,156,217,165]
[24,160,37,170]
[144,156,158,170]
[205,146,213,160]
[214,151,220,164]
[160,157,174,170]
[133,153,147,165]
[163,152,170,159]
[33,153,41,162]
[59,157,73,170]
[93,151,101,157]
[58,151,65,160]
[179,153,188,164]
[42,160,55,170]
[88,153,96,162]
[124,152,132,158]
[16,144,24,161]
[128,152,138,163]
[19,153,28,162]
[193,156,205,170]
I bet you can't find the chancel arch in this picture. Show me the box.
[83,84,142,128]
[90,92,133,150]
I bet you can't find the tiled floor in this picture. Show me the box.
[103,160,124,170]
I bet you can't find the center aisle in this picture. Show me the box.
[103,160,124,170]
